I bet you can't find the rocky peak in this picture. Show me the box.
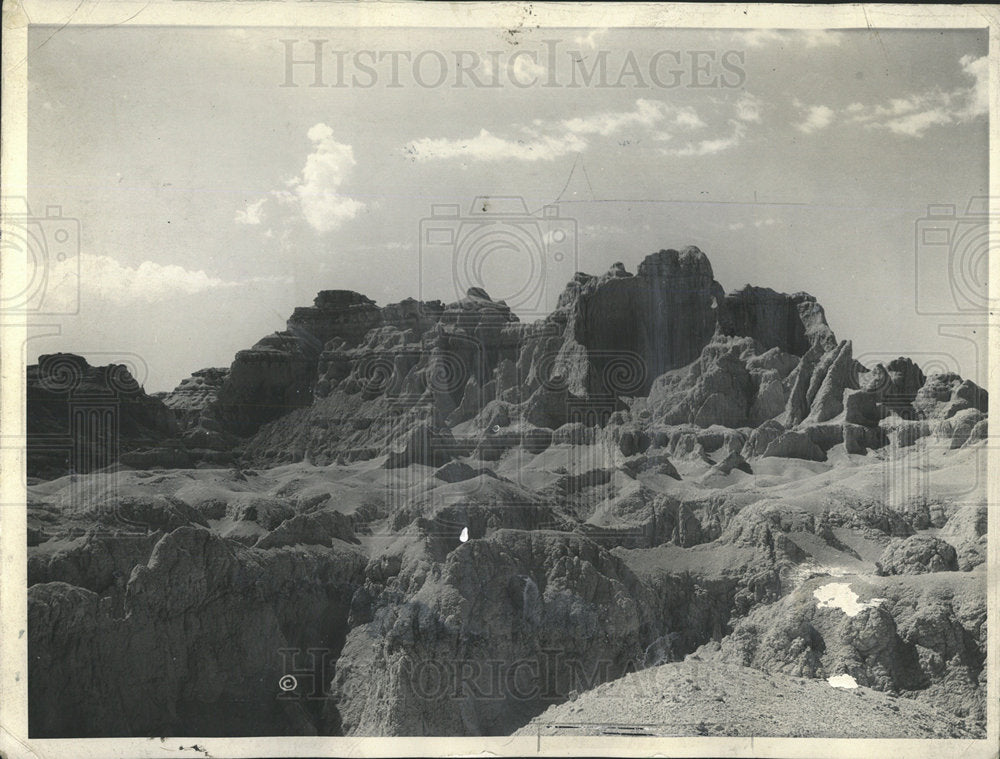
[716,285,837,357]
[566,246,724,395]
[607,261,630,278]
[636,246,715,280]
[465,286,493,301]
[287,290,382,348]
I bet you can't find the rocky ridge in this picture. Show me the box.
[25,244,990,739]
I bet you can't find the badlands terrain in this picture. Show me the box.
[26,247,988,737]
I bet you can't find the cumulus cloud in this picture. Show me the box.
[403,97,750,162]
[238,123,364,234]
[795,104,836,133]
[280,123,364,233]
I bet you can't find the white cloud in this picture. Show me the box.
[877,108,954,137]
[659,121,747,157]
[736,29,843,48]
[728,222,746,231]
[235,197,266,225]
[284,123,365,233]
[573,29,607,49]
[754,218,778,227]
[238,123,364,234]
[673,109,708,129]
[404,99,690,162]
[735,92,762,123]
[46,254,289,307]
[404,128,587,162]
[562,99,702,136]
[404,97,740,163]
[476,51,549,85]
[799,54,988,139]
[795,105,835,133]
[801,30,844,47]
[736,29,786,48]
[511,53,547,83]
[959,54,987,118]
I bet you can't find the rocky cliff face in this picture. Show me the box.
[27,354,180,479]
[26,244,989,739]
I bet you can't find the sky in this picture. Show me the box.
[24,25,989,391]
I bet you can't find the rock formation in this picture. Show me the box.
[27,353,179,479]
[25,243,989,740]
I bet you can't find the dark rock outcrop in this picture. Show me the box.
[717,286,838,356]
[27,354,179,479]
[28,526,367,737]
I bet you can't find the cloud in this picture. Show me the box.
[562,99,703,136]
[404,97,739,163]
[238,123,364,234]
[736,29,786,48]
[476,51,548,86]
[511,53,547,82]
[728,218,778,231]
[404,128,587,162]
[735,92,762,123]
[801,30,845,47]
[659,121,747,157]
[47,254,289,307]
[736,29,844,48]
[573,29,608,49]
[795,105,836,133]
[796,54,987,139]
[235,197,266,225]
[281,123,364,233]
[960,54,988,118]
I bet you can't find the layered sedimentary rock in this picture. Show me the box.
[24,241,992,742]
[32,245,989,476]
[159,367,229,428]
[26,353,179,479]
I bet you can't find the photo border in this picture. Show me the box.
[1,3,997,758]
